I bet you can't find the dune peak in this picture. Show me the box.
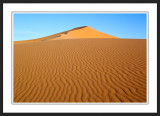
[70,26,89,31]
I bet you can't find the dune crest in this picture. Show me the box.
[14,26,119,44]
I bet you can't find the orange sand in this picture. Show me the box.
[14,27,146,102]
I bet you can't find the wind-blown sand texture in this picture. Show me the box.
[14,26,146,102]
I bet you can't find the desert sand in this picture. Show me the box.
[14,26,146,102]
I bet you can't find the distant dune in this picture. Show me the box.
[14,26,119,44]
[14,26,146,102]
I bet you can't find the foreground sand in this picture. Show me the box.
[14,39,146,102]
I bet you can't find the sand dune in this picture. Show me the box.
[14,26,146,102]
[14,26,119,44]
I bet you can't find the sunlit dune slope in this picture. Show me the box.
[55,26,119,40]
[14,26,119,44]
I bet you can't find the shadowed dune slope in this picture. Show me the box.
[14,26,119,44]
[14,38,146,102]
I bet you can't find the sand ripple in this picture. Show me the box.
[14,39,146,102]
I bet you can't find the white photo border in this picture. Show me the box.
[11,11,149,105]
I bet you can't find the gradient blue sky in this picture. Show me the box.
[13,13,147,41]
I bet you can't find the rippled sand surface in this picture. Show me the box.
[14,38,146,102]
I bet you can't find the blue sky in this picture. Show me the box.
[13,13,147,41]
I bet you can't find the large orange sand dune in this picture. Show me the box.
[14,26,146,102]
[14,26,119,44]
